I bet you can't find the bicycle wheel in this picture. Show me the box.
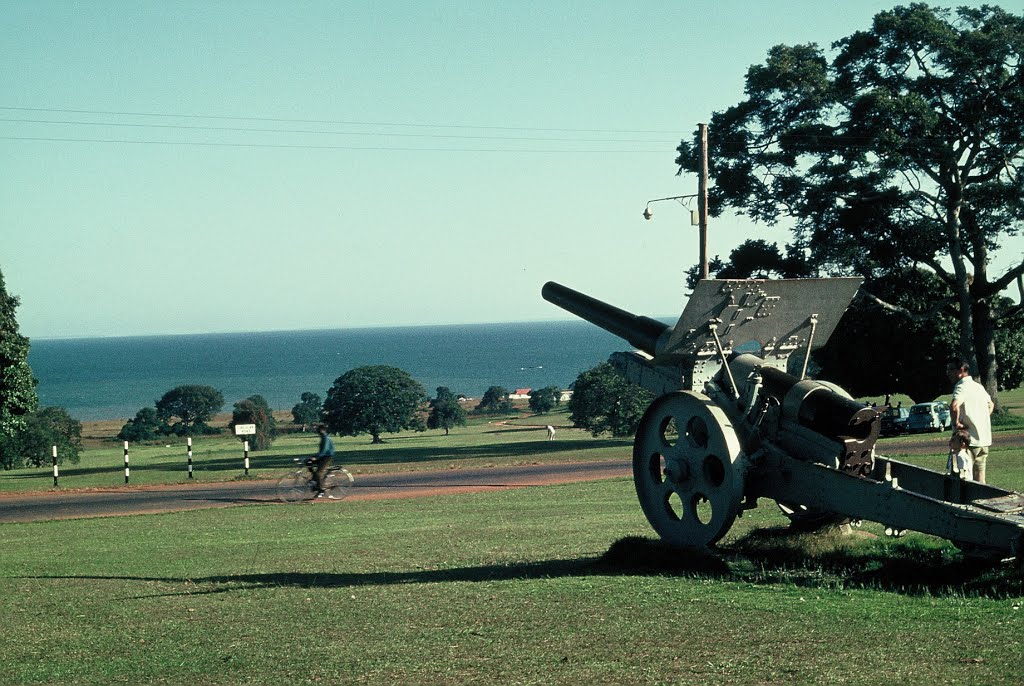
[277,469,315,503]
[322,467,354,500]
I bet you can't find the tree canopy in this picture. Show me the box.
[291,391,322,429]
[568,363,654,438]
[528,386,561,415]
[427,386,467,435]
[230,394,277,451]
[676,3,1024,405]
[322,365,426,443]
[117,406,164,442]
[0,406,82,470]
[475,386,513,415]
[0,268,37,439]
[155,385,224,435]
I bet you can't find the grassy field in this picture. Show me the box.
[1,476,1022,685]
[1,400,1022,684]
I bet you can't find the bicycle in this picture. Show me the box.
[277,457,354,503]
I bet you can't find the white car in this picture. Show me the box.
[905,401,952,433]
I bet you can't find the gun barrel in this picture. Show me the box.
[542,281,669,357]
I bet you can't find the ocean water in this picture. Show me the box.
[27,321,629,421]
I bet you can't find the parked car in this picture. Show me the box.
[905,401,952,433]
[880,406,910,436]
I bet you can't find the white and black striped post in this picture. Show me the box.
[187,436,193,479]
[52,445,58,487]
[123,440,130,484]
[243,440,250,476]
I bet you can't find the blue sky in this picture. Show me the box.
[3,1,1018,339]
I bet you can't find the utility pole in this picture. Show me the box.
[698,122,709,280]
[641,121,710,280]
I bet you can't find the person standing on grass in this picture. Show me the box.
[546,425,555,441]
[947,429,973,481]
[313,425,335,497]
[946,358,994,483]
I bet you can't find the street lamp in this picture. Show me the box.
[642,193,708,280]
[642,194,697,221]
[643,122,710,280]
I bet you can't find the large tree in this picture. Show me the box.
[474,386,513,415]
[322,365,425,444]
[427,386,466,435]
[0,406,82,470]
[155,384,224,436]
[528,386,561,415]
[0,268,37,439]
[676,3,1024,407]
[117,406,164,442]
[568,363,654,438]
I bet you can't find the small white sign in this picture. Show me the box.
[234,423,257,436]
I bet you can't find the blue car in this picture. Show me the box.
[906,401,952,433]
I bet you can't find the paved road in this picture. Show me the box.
[0,461,632,523]
[2,431,1018,524]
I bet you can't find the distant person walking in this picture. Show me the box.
[546,425,556,441]
[946,358,994,483]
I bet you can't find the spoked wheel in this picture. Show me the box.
[277,469,315,503]
[322,468,354,500]
[633,391,746,548]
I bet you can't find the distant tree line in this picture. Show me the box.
[115,367,637,450]
[119,385,226,441]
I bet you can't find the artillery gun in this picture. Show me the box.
[543,278,1024,560]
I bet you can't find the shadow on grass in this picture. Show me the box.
[26,541,727,600]
[719,527,1024,598]
[32,532,1021,600]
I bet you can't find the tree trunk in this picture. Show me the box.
[947,195,979,375]
[972,288,1002,412]
[969,223,1001,412]
[371,432,383,444]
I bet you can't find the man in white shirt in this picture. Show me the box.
[946,358,994,483]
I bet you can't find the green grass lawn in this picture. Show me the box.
[1,477,1022,685]
[2,403,1022,683]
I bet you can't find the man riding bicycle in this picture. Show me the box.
[312,425,335,498]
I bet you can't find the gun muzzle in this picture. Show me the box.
[542,281,670,357]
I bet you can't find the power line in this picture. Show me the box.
[0,134,669,154]
[0,117,676,145]
[0,105,682,136]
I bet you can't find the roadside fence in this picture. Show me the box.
[44,439,259,489]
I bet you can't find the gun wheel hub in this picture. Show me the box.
[633,391,746,548]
